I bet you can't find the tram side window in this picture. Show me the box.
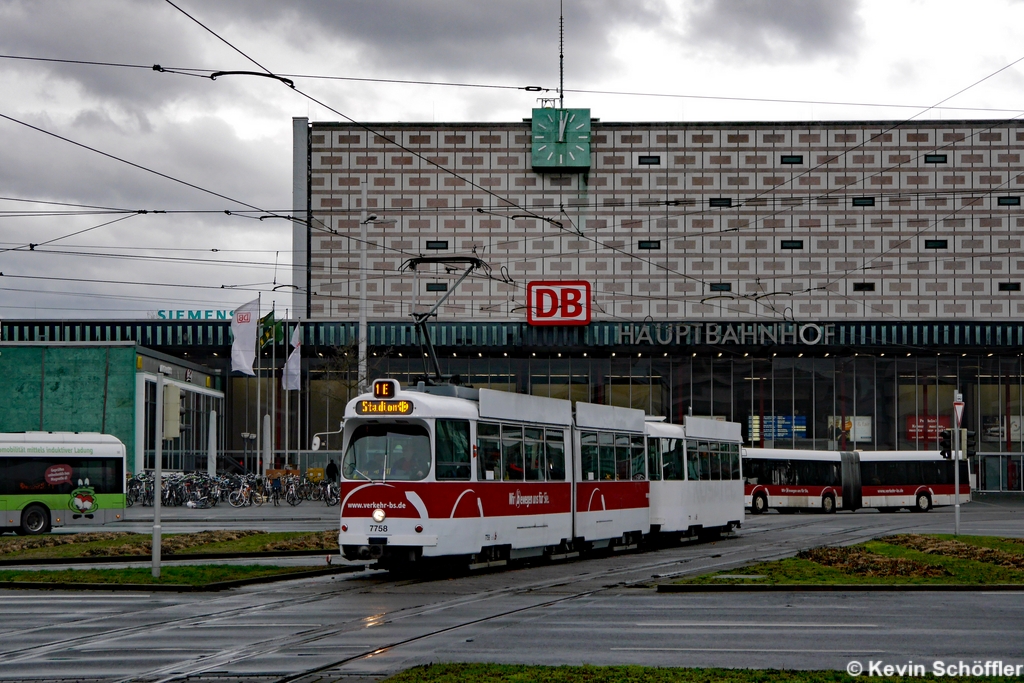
[631,435,646,480]
[729,444,741,480]
[709,442,722,480]
[647,438,662,481]
[699,441,712,481]
[580,431,599,481]
[524,427,545,481]
[662,438,684,481]
[503,425,524,481]
[599,432,615,480]
[546,429,566,481]
[477,422,501,481]
[614,433,631,480]
[686,439,700,480]
[436,419,471,480]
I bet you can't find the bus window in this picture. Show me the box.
[904,461,922,484]
[436,419,471,480]
[876,461,908,486]
[615,433,631,480]
[477,422,501,481]
[580,431,598,481]
[599,432,615,480]
[524,428,544,481]
[502,425,524,481]
[546,429,565,481]
[744,457,763,485]
[631,435,646,480]
[344,423,430,481]
[647,438,661,481]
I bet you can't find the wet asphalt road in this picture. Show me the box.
[3,499,1023,682]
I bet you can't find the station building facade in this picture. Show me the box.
[288,114,1024,492]
[5,115,1024,492]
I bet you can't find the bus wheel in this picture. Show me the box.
[913,492,931,512]
[750,493,768,515]
[821,494,836,514]
[20,505,51,535]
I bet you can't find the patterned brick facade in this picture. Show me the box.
[298,119,1024,323]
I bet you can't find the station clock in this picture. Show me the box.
[531,108,591,171]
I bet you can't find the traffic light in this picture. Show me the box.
[938,429,952,459]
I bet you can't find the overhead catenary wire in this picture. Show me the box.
[4,53,1024,115]
[4,11,1019,321]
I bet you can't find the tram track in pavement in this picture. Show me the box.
[79,514,938,683]
[0,512,960,682]
[0,514,835,667]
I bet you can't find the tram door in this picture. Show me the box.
[841,451,862,510]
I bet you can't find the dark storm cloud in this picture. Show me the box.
[683,0,863,61]
[0,1,222,110]
[0,109,287,210]
[201,0,663,83]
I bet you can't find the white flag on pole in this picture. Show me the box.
[283,323,302,391]
[230,298,260,375]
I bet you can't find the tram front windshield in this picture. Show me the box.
[343,423,431,481]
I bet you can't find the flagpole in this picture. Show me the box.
[255,293,261,475]
[272,316,277,470]
[285,320,290,467]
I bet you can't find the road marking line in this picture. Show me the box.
[613,647,885,653]
[637,622,878,628]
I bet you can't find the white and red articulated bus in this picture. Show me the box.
[337,379,743,569]
[743,447,971,514]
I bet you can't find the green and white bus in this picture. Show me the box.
[0,432,127,535]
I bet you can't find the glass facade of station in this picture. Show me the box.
[5,318,1022,491]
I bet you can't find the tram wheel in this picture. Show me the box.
[750,493,768,515]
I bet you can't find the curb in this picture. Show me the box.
[0,565,362,593]
[0,549,340,567]
[657,583,1024,593]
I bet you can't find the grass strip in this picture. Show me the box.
[676,535,1024,586]
[0,563,324,586]
[383,663,1024,683]
[0,530,337,561]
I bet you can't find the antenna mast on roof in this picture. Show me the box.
[559,0,564,109]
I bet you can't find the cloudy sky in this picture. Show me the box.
[2,0,1023,321]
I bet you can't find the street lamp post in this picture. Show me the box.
[358,181,395,394]
[359,181,368,394]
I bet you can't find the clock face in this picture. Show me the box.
[531,108,591,171]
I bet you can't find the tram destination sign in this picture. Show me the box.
[617,322,837,347]
[356,399,414,415]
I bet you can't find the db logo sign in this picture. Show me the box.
[236,312,251,324]
[526,281,591,326]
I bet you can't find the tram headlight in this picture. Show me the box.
[372,508,386,523]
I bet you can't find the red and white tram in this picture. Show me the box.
[646,417,744,537]
[337,379,744,568]
[743,448,971,514]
